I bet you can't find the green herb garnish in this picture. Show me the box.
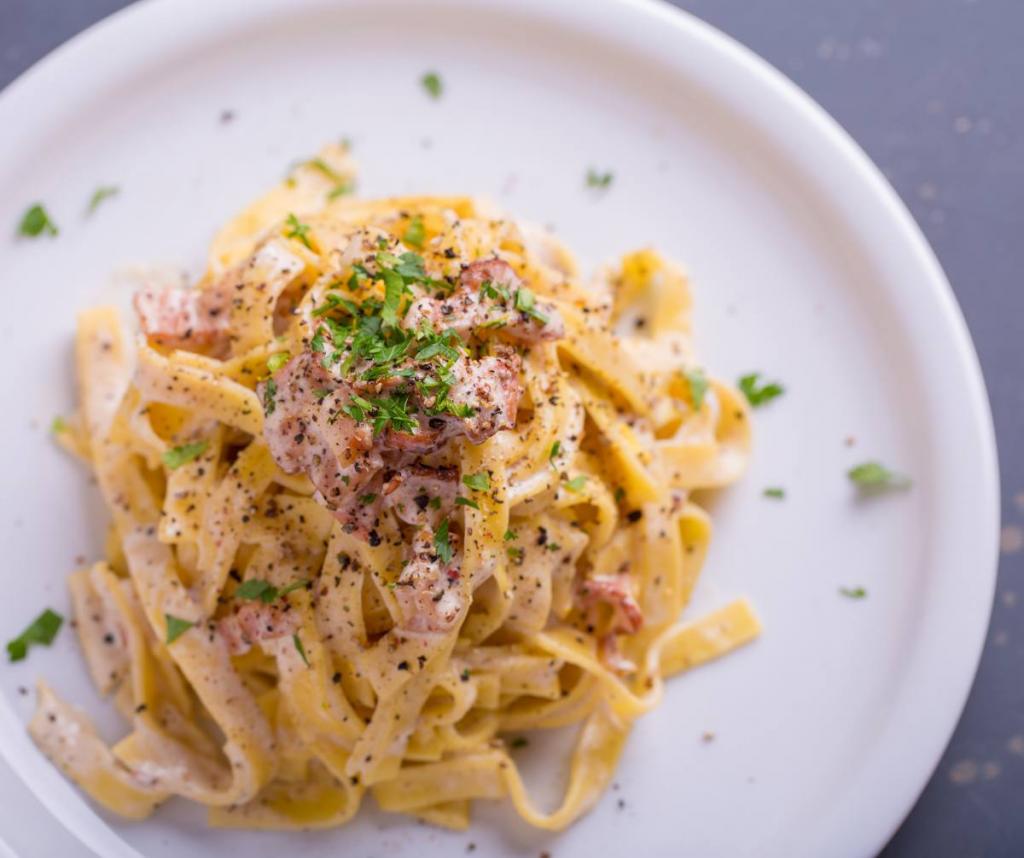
[6,609,63,662]
[51,416,68,434]
[839,587,867,599]
[563,475,588,493]
[738,373,784,407]
[162,441,208,470]
[586,169,613,189]
[513,287,549,325]
[86,186,119,215]
[434,519,453,564]
[549,440,561,470]
[455,496,480,510]
[847,462,911,492]
[263,378,278,416]
[266,352,291,373]
[284,213,313,250]
[763,487,785,499]
[403,215,426,249]
[421,71,443,99]
[684,368,708,411]
[18,204,58,238]
[462,472,490,492]
[293,633,310,667]
[165,614,193,645]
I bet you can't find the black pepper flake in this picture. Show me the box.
[368,530,382,547]
[134,703,148,714]
[397,661,410,671]
[627,510,643,523]
[332,671,342,684]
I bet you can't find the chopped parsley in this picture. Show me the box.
[17,204,58,238]
[421,71,443,99]
[548,440,561,470]
[266,352,291,373]
[503,529,517,542]
[586,169,614,189]
[263,378,278,416]
[455,496,480,510]
[434,519,453,564]
[513,287,549,325]
[403,215,426,249]
[763,487,785,499]
[738,373,784,407]
[684,368,708,412]
[284,213,313,250]
[506,546,524,563]
[50,416,68,434]
[847,462,911,491]
[327,179,355,200]
[6,608,63,662]
[86,185,119,215]
[306,157,344,184]
[563,475,588,493]
[839,587,867,599]
[164,614,193,645]
[293,633,310,667]
[162,440,208,470]
[462,472,490,492]
[614,487,626,504]
[235,579,308,604]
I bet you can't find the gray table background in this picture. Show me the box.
[3,0,1022,855]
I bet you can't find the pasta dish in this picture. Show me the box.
[31,143,760,831]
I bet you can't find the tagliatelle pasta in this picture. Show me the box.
[31,142,759,832]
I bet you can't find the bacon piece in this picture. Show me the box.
[392,527,465,634]
[133,286,231,350]
[403,258,563,343]
[259,351,383,538]
[219,602,302,656]
[576,574,644,635]
[382,464,458,528]
[599,635,638,675]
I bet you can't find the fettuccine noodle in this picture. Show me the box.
[33,143,759,832]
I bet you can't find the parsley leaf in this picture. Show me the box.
[162,441,208,470]
[738,373,784,407]
[263,378,278,416]
[18,204,58,238]
[514,287,549,325]
[403,215,426,249]
[86,185,119,215]
[586,169,613,189]
[6,608,63,662]
[235,579,277,603]
[462,472,490,492]
[455,496,480,510]
[306,157,344,184]
[763,487,785,499]
[839,587,867,599]
[684,368,708,411]
[421,71,443,99]
[266,352,291,373]
[165,614,193,645]
[327,179,355,200]
[563,475,588,493]
[380,268,406,327]
[847,462,911,492]
[50,416,68,434]
[293,633,310,667]
[549,440,561,470]
[434,519,453,564]
[284,213,313,250]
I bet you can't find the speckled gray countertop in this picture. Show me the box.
[2,0,1023,855]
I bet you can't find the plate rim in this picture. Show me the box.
[0,0,1000,855]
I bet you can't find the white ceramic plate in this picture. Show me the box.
[0,1,999,856]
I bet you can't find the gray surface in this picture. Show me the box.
[2,0,1022,855]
